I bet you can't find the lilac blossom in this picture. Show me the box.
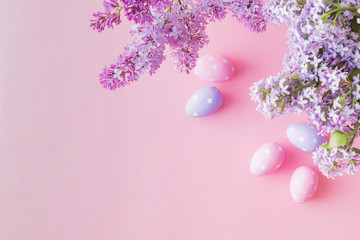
[313,147,360,179]
[99,25,166,90]
[90,0,123,32]
[91,0,267,90]
[198,0,267,32]
[250,0,360,178]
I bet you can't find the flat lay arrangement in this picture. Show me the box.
[251,0,360,179]
[4,0,360,239]
[91,0,360,203]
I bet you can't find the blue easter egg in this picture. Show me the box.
[185,86,223,117]
[286,123,325,152]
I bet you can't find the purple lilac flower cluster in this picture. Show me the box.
[91,0,266,90]
[250,0,360,178]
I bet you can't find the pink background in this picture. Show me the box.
[2,1,360,239]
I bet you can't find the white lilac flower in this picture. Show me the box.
[313,146,360,179]
[250,0,360,178]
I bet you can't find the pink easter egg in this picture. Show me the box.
[290,166,319,204]
[194,54,235,83]
[250,143,285,177]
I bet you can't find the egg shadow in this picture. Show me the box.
[311,174,333,201]
[232,59,247,78]
[275,145,302,174]
[216,90,235,114]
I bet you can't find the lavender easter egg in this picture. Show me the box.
[286,123,325,152]
[290,166,319,203]
[194,54,235,83]
[250,143,285,177]
[185,86,223,118]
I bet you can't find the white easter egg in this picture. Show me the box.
[250,143,285,177]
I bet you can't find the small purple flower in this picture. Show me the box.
[90,0,123,32]
[91,0,267,90]
[313,147,360,179]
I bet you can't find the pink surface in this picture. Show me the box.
[2,1,360,239]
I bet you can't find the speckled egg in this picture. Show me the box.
[194,54,235,83]
[286,123,325,152]
[290,166,319,204]
[250,143,285,177]
[185,86,223,118]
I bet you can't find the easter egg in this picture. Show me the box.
[185,86,223,118]
[250,143,285,177]
[286,123,325,152]
[194,54,235,83]
[290,166,319,203]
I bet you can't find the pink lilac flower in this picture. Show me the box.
[91,0,267,90]
[99,25,166,90]
[90,0,123,32]
[198,0,266,32]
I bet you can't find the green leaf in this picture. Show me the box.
[283,74,300,80]
[280,99,286,113]
[349,159,357,165]
[351,17,360,33]
[338,61,344,69]
[297,1,306,5]
[260,88,271,94]
[307,64,314,71]
[352,148,360,154]
[322,90,332,99]
[338,96,346,105]
[328,162,338,172]
[328,130,353,148]
[354,10,360,18]
[348,68,360,81]
[321,143,332,151]
[321,15,329,23]
[353,95,357,105]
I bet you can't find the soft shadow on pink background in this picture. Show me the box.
[1,1,360,240]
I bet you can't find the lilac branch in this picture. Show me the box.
[90,0,123,32]
[91,0,267,90]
